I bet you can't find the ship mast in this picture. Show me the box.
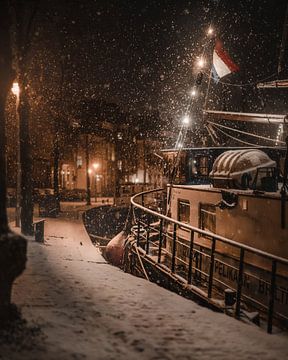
[278,2,288,75]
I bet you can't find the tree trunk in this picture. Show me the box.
[86,134,91,205]
[19,84,34,236]
[14,0,36,236]
[0,98,9,234]
[53,129,60,214]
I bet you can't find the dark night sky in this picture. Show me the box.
[33,0,288,122]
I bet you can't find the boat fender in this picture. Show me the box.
[105,230,127,267]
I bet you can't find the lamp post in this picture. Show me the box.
[11,82,21,227]
[92,162,99,203]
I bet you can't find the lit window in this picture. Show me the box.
[77,156,82,168]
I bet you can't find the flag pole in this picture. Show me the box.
[203,68,213,112]
[203,35,217,115]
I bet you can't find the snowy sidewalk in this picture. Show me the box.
[2,217,288,360]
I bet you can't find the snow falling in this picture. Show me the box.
[1,0,288,359]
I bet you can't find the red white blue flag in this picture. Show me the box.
[211,39,239,83]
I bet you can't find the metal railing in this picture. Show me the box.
[130,188,288,334]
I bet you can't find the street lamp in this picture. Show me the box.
[11,82,20,97]
[11,82,21,227]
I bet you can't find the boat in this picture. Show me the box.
[124,79,288,333]
[125,131,288,333]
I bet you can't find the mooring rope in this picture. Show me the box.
[130,239,150,281]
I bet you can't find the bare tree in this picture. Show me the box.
[12,0,39,235]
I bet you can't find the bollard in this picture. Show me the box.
[34,220,45,242]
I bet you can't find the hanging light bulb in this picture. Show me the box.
[190,88,197,97]
[182,115,191,125]
[207,27,214,36]
[197,57,205,68]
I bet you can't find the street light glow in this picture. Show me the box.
[11,82,20,97]
[92,162,99,170]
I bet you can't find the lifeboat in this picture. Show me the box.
[209,149,277,190]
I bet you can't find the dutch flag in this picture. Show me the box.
[211,39,239,83]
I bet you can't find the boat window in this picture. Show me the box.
[197,156,209,176]
[178,199,190,224]
[199,203,216,234]
[187,155,210,183]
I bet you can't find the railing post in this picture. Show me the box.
[235,248,245,319]
[267,260,277,334]
[141,193,144,206]
[157,218,163,263]
[187,231,194,284]
[171,223,177,273]
[145,222,150,254]
[207,237,216,298]
[199,246,204,282]
[137,220,141,247]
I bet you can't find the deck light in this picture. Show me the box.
[182,115,191,125]
[197,57,205,68]
[207,27,214,36]
[190,89,197,97]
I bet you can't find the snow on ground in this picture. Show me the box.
[1,212,288,360]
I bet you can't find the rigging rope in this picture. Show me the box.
[207,120,286,144]
[209,123,260,147]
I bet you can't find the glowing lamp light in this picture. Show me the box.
[88,168,92,174]
[182,115,190,125]
[92,162,99,170]
[190,89,197,97]
[11,82,20,97]
[207,27,214,36]
[197,57,205,68]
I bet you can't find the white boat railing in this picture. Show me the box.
[131,187,288,334]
